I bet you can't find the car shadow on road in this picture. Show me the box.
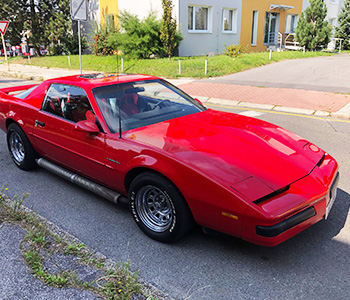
[169,189,350,300]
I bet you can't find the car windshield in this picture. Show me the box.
[92,79,205,133]
[15,85,39,99]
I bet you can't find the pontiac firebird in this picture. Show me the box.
[0,73,339,246]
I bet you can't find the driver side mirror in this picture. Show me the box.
[74,120,99,134]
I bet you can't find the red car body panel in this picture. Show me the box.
[0,74,339,246]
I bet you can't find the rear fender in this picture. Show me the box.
[4,103,38,142]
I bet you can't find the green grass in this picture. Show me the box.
[9,50,336,78]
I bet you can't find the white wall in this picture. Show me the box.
[118,0,163,19]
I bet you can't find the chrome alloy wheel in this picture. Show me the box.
[9,131,25,164]
[135,185,173,232]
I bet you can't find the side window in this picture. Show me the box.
[42,84,95,123]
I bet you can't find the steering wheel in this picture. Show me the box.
[152,100,171,110]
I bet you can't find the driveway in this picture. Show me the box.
[202,53,350,93]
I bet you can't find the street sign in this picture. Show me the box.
[70,0,87,21]
[0,21,10,71]
[0,21,9,35]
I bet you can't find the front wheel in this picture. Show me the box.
[7,123,37,170]
[129,172,193,243]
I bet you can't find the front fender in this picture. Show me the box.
[124,150,248,235]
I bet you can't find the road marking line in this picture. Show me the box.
[206,103,350,123]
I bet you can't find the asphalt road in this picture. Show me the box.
[202,53,350,94]
[0,78,349,300]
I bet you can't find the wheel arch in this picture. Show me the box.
[6,118,19,131]
[125,167,172,193]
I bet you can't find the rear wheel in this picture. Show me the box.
[7,123,37,170]
[129,172,193,242]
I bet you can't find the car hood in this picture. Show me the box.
[126,109,324,201]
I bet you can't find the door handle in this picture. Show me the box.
[35,120,45,127]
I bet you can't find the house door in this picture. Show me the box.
[264,12,280,45]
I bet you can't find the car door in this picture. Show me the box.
[32,83,108,184]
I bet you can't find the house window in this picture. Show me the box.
[285,14,298,33]
[329,18,336,27]
[251,11,258,45]
[222,9,237,33]
[329,18,336,34]
[188,5,210,31]
[264,12,279,44]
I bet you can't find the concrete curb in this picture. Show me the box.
[197,96,349,120]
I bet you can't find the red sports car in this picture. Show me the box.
[0,74,339,246]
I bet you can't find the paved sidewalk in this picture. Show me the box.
[178,81,350,118]
[1,59,350,119]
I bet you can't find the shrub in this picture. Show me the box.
[224,44,247,58]
[118,11,166,59]
[91,21,118,55]
[91,11,182,59]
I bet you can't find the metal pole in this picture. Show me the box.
[269,50,272,60]
[1,33,10,71]
[178,60,181,75]
[78,20,82,74]
[121,58,124,71]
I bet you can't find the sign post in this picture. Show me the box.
[70,0,87,74]
[0,21,10,71]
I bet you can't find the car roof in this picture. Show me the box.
[45,73,161,89]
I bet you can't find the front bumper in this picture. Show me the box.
[240,153,339,247]
[256,206,316,238]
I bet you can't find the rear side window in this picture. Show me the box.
[15,85,38,99]
[42,84,95,123]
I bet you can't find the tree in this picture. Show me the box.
[0,0,26,46]
[295,0,332,50]
[160,0,181,60]
[0,0,74,56]
[335,0,350,50]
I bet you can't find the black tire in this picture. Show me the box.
[129,172,193,243]
[7,123,37,170]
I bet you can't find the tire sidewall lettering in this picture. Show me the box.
[163,190,176,233]
[130,191,139,223]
